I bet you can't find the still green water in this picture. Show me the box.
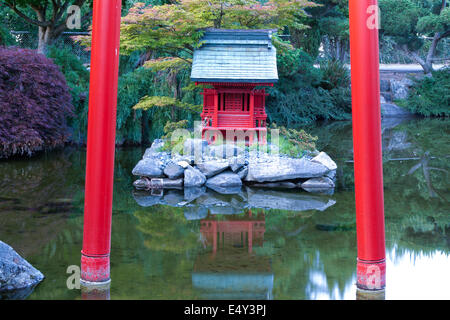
[0,118,448,300]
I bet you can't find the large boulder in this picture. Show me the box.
[184,166,207,187]
[236,166,248,180]
[197,160,230,178]
[301,177,335,190]
[164,161,185,179]
[229,156,246,172]
[0,241,44,295]
[245,157,329,182]
[206,171,242,188]
[311,152,337,171]
[132,158,164,178]
[206,171,243,194]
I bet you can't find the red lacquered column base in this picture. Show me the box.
[356,259,386,291]
[80,253,110,285]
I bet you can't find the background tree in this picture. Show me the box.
[0,0,95,53]
[379,0,450,73]
[289,0,349,61]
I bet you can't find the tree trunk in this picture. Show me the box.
[37,26,52,54]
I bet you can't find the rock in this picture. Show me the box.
[229,156,246,172]
[380,79,391,92]
[184,206,208,221]
[301,177,335,189]
[0,241,44,293]
[197,160,230,178]
[311,152,337,171]
[381,103,414,118]
[184,139,208,157]
[209,144,244,159]
[206,171,243,195]
[390,78,414,100]
[325,170,337,180]
[245,157,329,182]
[206,171,243,189]
[236,166,248,180]
[246,188,336,212]
[132,158,164,178]
[133,178,150,190]
[133,177,182,189]
[177,160,190,169]
[184,166,207,187]
[143,139,165,158]
[164,161,185,179]
[184,186,207,202]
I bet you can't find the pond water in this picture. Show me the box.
[0,118,448,300]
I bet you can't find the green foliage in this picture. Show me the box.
[46,45,90,144]
[134,96,202,114]
[160,120,190,153]
[379,0,449,71]
[116,67,155,144]
[0,24,14,46]
[290,0,349,60]
[398,69,450,117]
[266,49,351,126]
[115,66,201,145]
[270,123,318,157]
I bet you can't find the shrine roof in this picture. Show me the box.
[191,29,279,83]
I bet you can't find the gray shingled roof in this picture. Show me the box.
[191,29,278,83]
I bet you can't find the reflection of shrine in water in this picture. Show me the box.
[192,209,274,300]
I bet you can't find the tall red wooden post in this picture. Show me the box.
[349,0,386,291]
[81,0,122,285]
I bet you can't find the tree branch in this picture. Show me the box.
[3,2,51,27]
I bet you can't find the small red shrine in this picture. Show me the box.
[191,29,278,143]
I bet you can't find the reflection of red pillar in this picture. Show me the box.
[248,222,253,254]
[349,0,386,291]
[212,221,217,255]
[81,0,122,285]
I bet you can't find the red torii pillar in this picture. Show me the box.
[80,0,387,293]
[81,0,122,286]
[349,0,386,292]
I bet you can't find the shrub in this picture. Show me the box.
[47,45,90,144]
[269,123,318,158]
[399,69,450,117]
[0,25,14,46]
[160,120,189,154]
[266,50,351,126]
[0,47,74,158]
